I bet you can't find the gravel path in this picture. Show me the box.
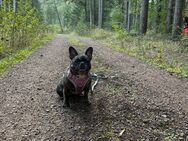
[0,34,188,140]
[79,37,188,113]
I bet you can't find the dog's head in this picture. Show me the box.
[69,46,93,75]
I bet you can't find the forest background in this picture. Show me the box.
[0,0,188,77]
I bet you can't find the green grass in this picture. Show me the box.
[0,34,55,76]
[86,29,188,78]
[65,33,86,49]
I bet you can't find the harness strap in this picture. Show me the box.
[68,71,90,94]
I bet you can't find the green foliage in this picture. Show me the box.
[0,0,52,75]
[41,0,84,31]
[89,28,188,78]
[58,1,79,27]
[0,46,6,59]
[66,34,86,48]
[112,24,128,41]
[0,0,49,59]
[75,21,90,35]
[48,24,62,33]
[112,24,128,47]
[110,6,123,27]
[0,34,54,76]
[89,28,113,40]
[148,0,168,33]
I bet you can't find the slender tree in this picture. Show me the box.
[166,0,175,33]
[89,0,95,27]
[53,0,63,33]
[155,0,162,33]
[0,0,2,6]
[94,0,97,25]
[127,0,132,32]
[124,0,129,30]
[133,0,139,31]
[139,0,149,34]
[86,0,90,23]
[148,0,155,29]
[98,0,103,28]
[13,0,16,12]
[172,0,185,38]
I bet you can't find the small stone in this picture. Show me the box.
[37,87,42,90]
[34,129,40,135]
[161,114,167,118]
[143,119,150,123]
[46,109,50,112]
[164,118,169,122]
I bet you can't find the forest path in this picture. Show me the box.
[0,34,188,140]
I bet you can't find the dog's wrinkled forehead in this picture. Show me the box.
[72,54,89,61]
[69,46,93,61]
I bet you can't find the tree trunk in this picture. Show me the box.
[53,0,63,33]
[124,0,129,30]
[155,0,162,33]
[148,0,155,29]
[139,0,149,34]
[84,0,90,23]
[89,0,95,27]
[94,0,98,25]
[172,0,185,38]
[10,0,17,48]
[127,0,132,32]
[0,0,2,7]
[13,0,16,12]
[84,0,88,22]
[98,0,103,28]
[134,0,139,32]
[166,0,175,33]
[86,0,90,23]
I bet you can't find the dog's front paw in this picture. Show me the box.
[63,103,70,108]
[84,101,91,106]
[63,100,70,108]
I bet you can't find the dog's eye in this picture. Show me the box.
[75,59,80,63]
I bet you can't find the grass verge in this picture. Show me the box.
[87,29,188,78]
[0,34,55,76]
[65,33,86,49]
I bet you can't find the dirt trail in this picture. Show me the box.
[79,37,188,113]
[0,34,188,140]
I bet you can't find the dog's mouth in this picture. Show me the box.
[79,68,87,72]
[78,70,87,76]
[78,63,88,73]
[78,74,87,78]
[78,67,89,77]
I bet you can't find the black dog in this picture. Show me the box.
[56,46,93,108]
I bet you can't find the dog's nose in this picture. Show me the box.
[80,62,85,69]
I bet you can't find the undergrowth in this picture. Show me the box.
[0,34,55,76]
[65,33,85,49]
[86,28,188,78]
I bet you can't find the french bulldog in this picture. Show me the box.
[56,46,93,108]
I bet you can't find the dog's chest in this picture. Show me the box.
[67,72,90,94]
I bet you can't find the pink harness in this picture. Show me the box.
[67,71,90,94]
[184,28,188,33]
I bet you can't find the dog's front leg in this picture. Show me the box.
[63,87,70,108]
[84,88,91,106]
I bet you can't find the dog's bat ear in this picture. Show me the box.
[85,47,93,61]
[69,46,78,60]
